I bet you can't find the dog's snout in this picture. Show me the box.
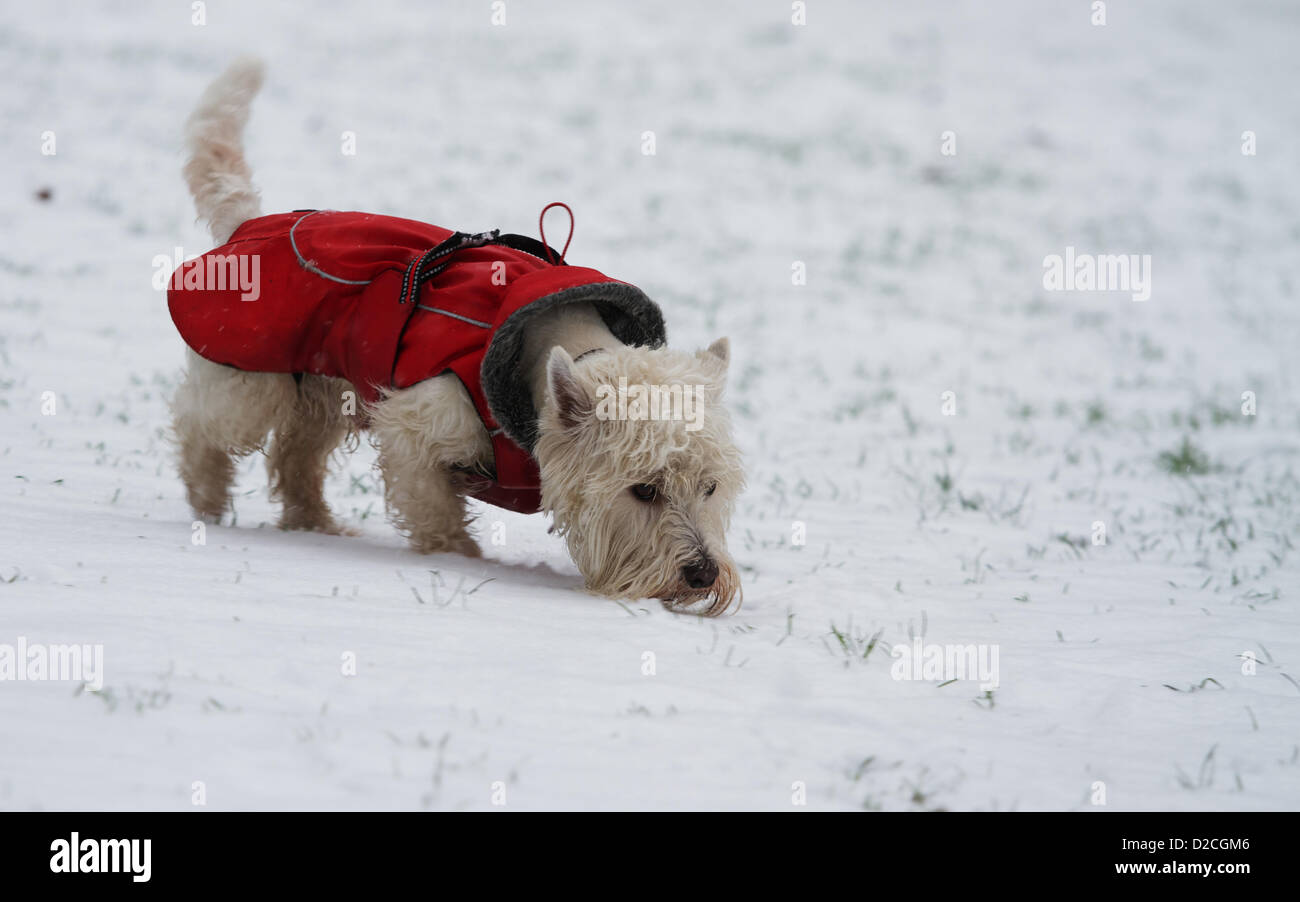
[683,558,719,589]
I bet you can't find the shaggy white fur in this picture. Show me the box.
[367,374,492,556]
[170,58,746,616]
[537,342,744,615]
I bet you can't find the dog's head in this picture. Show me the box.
[534,339,744,616]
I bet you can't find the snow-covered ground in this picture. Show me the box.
[2,0,1298,810]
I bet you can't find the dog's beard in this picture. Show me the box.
[658,558,742,617]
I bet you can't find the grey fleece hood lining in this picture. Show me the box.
[479,282,667,454]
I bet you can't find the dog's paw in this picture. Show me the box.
[410,530,482,558]
[279,507,353,536]
[190,509,227,526]
[454,533,483,558]
[324,523,361,537]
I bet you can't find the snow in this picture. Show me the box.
[2,0,1298,810]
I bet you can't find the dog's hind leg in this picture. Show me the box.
[172,349,296,522]
[267,375,356,534]
[368,375,492,557]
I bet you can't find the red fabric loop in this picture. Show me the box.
[538,201,574,264]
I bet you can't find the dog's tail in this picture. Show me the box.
[183,56,265,244]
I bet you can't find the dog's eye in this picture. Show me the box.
[704,482,717,497]
[630,484,658,502]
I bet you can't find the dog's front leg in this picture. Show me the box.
[369,375,491,558]
[379,463,481,557]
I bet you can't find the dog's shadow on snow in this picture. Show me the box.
[222,520,587,600]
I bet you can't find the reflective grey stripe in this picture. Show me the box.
[414,304,491,328]
[289,211,372,286]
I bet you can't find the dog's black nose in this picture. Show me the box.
[683,558,718,589]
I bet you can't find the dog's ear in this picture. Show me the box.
[704,337,730,365]
[547,346,590,429]
[698,337,730,382]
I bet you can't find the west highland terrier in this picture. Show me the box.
[168,59,744,615]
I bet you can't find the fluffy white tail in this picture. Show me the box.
[183,56,265,244]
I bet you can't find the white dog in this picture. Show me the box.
[170,59,744,615]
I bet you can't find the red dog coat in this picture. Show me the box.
[167,210,665,513]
